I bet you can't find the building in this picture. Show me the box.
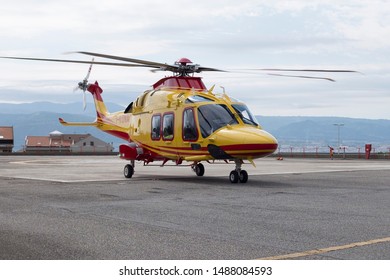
[24,130,114,154]
[0,126,14,153]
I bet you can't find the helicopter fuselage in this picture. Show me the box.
[83,76,278,166]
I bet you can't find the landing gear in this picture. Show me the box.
[191,163,205,176]
[229,159,248,183]
[239,170,248,183]
[229,170,239,183]
[124,160,135,178]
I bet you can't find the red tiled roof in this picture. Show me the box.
[26,136,73,147]
[0,127,13,140]
[25,136,50,147]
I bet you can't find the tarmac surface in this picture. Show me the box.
[0,155,389,259]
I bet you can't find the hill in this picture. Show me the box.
[0,102,125,151]
[0,101,124,115]
[257,116,390,151]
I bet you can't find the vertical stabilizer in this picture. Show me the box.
[87,81,109,119]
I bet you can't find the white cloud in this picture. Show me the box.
[323,1,390,50]
[0,0,389,119]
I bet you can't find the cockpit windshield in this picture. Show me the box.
[232,104,259,126]
[197,104,238,138]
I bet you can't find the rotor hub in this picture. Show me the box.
[175,57,192,66]
[173,58,199,76]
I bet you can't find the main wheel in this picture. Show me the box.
[239,170,248,183]
[195,163,205,176]
[124,164,134,178]
[229,170,239,183]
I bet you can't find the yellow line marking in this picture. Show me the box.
[260,236,390,260]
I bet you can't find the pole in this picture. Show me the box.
[333,123,344,155]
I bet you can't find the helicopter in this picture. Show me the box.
[0,52,356,183]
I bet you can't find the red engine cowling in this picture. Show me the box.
[119,143,143,160]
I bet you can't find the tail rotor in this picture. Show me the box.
[74,58,94,110]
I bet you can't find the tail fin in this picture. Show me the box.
[87,81,109,119]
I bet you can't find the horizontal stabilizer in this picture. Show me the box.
[59,117,98,127]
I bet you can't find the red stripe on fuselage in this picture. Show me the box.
[106,130,130,141]
[137,143,277,158]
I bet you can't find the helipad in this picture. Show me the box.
[0,155,389,260]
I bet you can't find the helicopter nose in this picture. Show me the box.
[207,126,278,159]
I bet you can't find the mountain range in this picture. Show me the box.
[259,116,390,148]
[0,102,125,151]
[1,102,390,152]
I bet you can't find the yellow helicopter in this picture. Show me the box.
[1,52,356,183]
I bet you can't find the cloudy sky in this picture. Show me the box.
[1,0,389,119]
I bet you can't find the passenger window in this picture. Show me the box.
[151,114,161,140]
[162,113,174,140]
[183,108,198,141]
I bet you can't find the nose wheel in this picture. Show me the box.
[229,170,248,183]
[229,160,248,183]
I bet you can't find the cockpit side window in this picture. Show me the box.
[232,104,259,126]
[162,113,174,140]
[197,104,238,138]
[182,108,198,141]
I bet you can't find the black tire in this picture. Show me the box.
[229,170,239,183]
[195,163,205,176]
[239,170,248,183]
[124,164,134,178]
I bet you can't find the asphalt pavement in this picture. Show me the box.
[0,156,389,259]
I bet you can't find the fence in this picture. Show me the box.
[275,146,390,160]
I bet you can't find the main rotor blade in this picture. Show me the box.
[72,51,173,69]
[197,66,227,72]
[255,68,358,73]
[0,56,159,68]
[268,73,336,82]
[73,52,227,73]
